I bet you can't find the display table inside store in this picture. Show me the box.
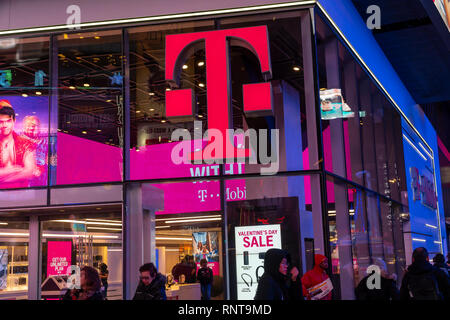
[166,283,201,300]
[0,289,27,300]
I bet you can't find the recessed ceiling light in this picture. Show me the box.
[106,99,112,102]
[94,36,100,39]
[69,86,76,89]
[136,110,141,113]
[82,131,87,134]
[22,94,28,97]
[161,120,167,123]
[199,83,205,87]
[182,64,188,70]
[198,114,203,118]
[166,88,171,91]
[198,61,205,67]
[97,129,102,132]
[149,92,155,96]
[83,83,90,87]
[35,91,42,95]
[293,66,300,72]
[149,108,155,111]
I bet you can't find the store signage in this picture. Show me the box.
[165,26,273,162]
[47,241,72,277]
[410,167,438,210]
[235,224,281,300]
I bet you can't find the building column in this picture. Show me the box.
[324,37,355,300]
[28,216,41,300]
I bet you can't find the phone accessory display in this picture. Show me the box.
[255,265,264,282]
[243,251,249,265]
[241,273,253,287]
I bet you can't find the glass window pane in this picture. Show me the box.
[53,30,123,185]
[40,205,122,300]
[0,219,29,300]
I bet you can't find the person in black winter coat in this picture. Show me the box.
[133,263,167,300]
[355,258,399,301]
[254,248,303,300]
[433,253,450,278]
[197,259,213,300]
[400,247,450,300]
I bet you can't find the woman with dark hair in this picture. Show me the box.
[62,266,104,300]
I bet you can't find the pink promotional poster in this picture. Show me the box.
[0,96,49,189]
[46,241,72,277]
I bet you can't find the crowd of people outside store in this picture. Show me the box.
[58,247,450,301]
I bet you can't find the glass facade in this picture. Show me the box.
[0,5,442,300]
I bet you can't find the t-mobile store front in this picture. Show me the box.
[0,1,446,300]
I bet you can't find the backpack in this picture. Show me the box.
[407,271,441,300]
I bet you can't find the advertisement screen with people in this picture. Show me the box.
[0,97,48,189]
[192,232,219,275]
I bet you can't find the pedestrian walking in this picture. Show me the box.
[133,263,167,300]
[99,263,109,299]
[301,254,333,300]
[197,258,213,300]
[254,248,303,300]
[400,247,450,300]
[432,253,450,278]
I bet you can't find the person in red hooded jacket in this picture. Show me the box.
[301,254,333,300]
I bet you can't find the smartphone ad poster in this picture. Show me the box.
[234,224,281,300]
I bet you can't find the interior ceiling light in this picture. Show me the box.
[0,232,29,237]
[149,92,155,96]
[293,66,300,71]
[198,61,205,67]
[199,83,205,87]
[164,217,221,224]
[156,214,221,222]
[155,237,192,241]
[35,91,42,95]
[182,64,188,70]
[87,227,122,231]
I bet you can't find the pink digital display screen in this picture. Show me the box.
[46,241,72,277]
[0,96,49,189]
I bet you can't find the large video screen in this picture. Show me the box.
[0,97,48,189]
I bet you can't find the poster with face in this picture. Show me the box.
[0,249,7,290]
[0,97,49,189]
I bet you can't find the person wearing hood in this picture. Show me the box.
[133,263,167,300]
[400,247,450,300]
[432,253,450,278]
[301,254,333,300]
[254,248,303,300]
[355,258,399,301]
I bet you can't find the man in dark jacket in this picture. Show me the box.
[133,263,167,300]
[400,247,450,300]
[254,248,303,300]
